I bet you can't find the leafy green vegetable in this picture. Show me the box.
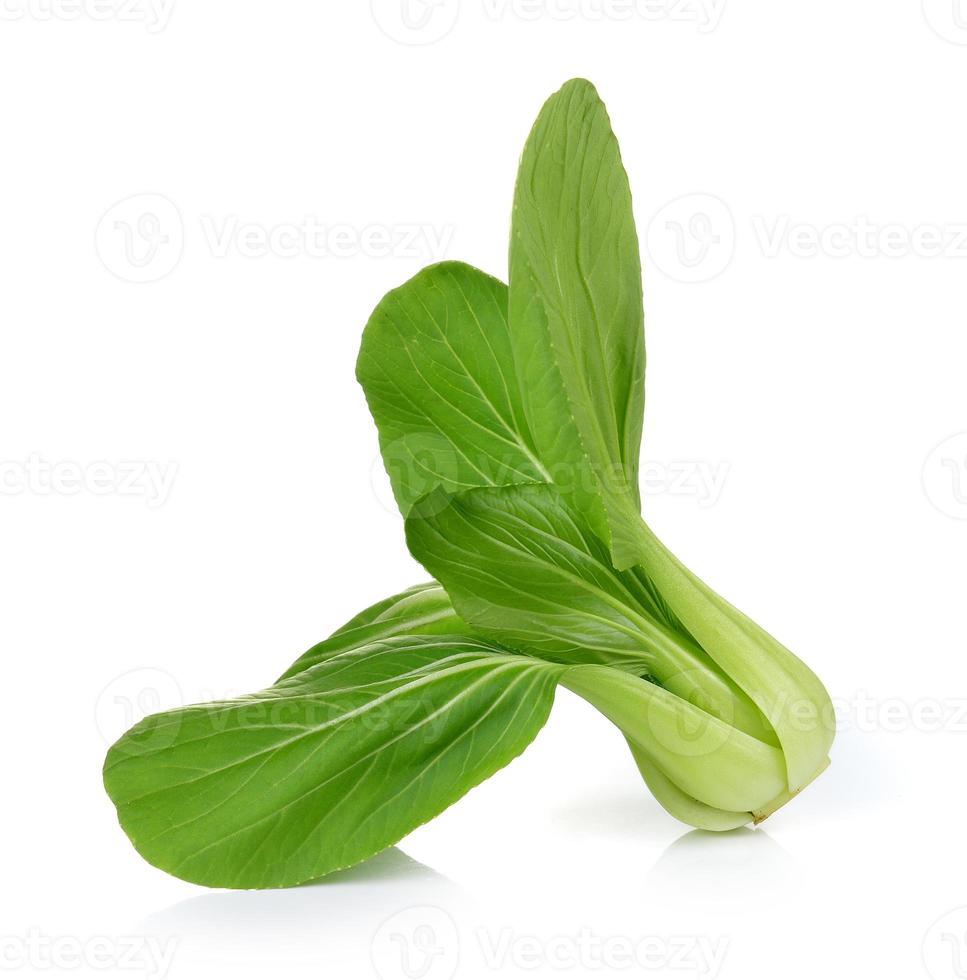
[105,78,835,890]
[360,78,834,818]
[104,589,564,888]
[104,578,782,887]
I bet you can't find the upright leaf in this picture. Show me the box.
[509,78,646,569]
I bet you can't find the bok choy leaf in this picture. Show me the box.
[104,587,563,888]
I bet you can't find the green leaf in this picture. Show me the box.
[357,261,551,518]
[509,78,646,569]
[405,484,774,745]
[407,485,679,664]
[104,626,562,888]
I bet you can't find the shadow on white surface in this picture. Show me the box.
[141,847,467,974]
[551,787,676,842]
[647,828,800,908]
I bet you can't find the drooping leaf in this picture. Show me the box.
[105,629,563,888]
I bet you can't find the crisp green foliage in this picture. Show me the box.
[105,78,834,890]
[105,601,563,888]
[361,78,833,818]
[508,78,646,570]
[357,262,550,516]
[406,484,679,667]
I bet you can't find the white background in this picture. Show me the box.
[3,2,967,978]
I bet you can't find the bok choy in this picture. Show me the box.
[103,79,833,889]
